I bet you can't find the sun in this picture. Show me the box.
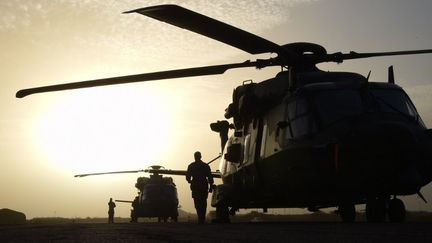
[34,85,173,173]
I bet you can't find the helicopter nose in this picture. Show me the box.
[417,129,432,185]
[345,122,415,159]
[394,128,432,190]
[340,122,425,193]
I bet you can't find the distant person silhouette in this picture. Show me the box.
[186,151,214,224]
[130,196,139,223]
[108,198,116,223]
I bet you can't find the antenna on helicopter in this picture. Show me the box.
[388,65,395,84]
[366,70,371,81]
[417,191,427,203]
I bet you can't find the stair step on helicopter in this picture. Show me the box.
[17,5,432,223]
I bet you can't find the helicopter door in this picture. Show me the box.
[260,104,285,158]
[240,118,264,189]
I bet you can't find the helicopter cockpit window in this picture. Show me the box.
[370,89,418,119]
[315,90,362,125]
[142,184,176,200]
[286,98,317,139]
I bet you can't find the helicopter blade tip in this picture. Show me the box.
[15,90,26,98]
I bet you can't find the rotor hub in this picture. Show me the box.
[282,42,327,56]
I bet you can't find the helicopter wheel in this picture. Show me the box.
[388,198,406,222]
[212,205,230,223]
[366,197,387,222]
[130,217,138,223]
[339,202,356,223]
[130,210,138,223]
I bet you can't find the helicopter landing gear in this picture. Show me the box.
[212,205,231,223]
[210,184,233,223]
[157,217,169,223]
[388,197,406,222]
[339,202,356,223]
[366,196,387,222]
[365,196,406,222]
[130,211,138,223]
[172,216,178,222]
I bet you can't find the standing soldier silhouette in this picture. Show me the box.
[108,198,116,223]
[186,151,214,224]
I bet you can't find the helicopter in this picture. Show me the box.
[17,5,432,223]
[75,165,183,222]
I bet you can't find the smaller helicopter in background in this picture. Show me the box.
[75,165,186,222]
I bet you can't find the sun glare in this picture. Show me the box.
[34,86,173,173]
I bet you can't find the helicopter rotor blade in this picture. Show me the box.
[74,170,145,178]
[316,49,432,64]
[115,200,133,203]
[144,168,221,178]
[17,59,278,98]
[144,168,187,176]
[124,5,287,56]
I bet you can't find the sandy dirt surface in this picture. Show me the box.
[1,222,432,243]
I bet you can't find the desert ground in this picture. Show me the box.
[1,211,431,242]
[1,221,432,243]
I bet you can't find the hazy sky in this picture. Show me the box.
[1,0,432,218]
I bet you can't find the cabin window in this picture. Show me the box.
[260,124,268,157]
[243,134,251,164]
[286,98,317,139]
[370,89,418,119]
[220,140,230,174]
[315,90,362,126]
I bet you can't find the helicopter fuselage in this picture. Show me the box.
[213,71,432,212]
[130,174,179,222]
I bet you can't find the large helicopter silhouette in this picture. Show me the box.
[17,5,432,223]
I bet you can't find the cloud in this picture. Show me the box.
[88,0,317,22]
[1,0,319,72]
[0,0,317,36]
[8,1,315,22]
